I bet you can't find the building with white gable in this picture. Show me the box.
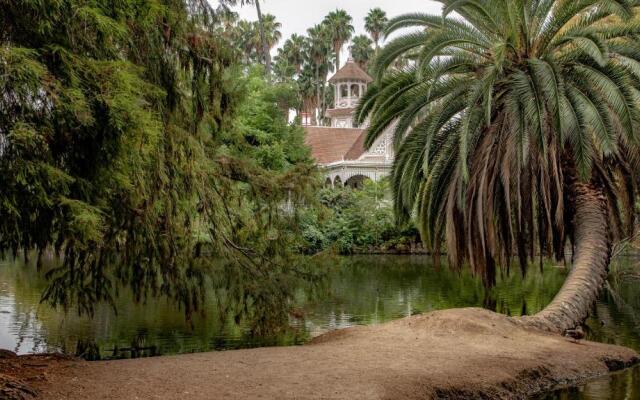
[304,58,394,188]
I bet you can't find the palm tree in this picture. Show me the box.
[307,24,333,124]
[298,66,319,125]
[222,10,239,29]
[236,20,259,63]
[281,34,307,74]
[221,0,272,75]
[364,8,387,51]
[273,49,296,82]
[356,0,640,333]
[216,8,239,35]
[323,9,354,71]
[261,14,282,53]
[349,35,374,70]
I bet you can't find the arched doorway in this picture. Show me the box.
[344,175,370,189]
[325,177,333,188]
[333,176,343,187]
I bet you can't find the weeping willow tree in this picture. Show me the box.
[0,0,316,330]
[356,0,640,333]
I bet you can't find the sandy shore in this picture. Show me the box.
[3,308,638,400]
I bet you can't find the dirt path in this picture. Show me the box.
[8,308,640,399]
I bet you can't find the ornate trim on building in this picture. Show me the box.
[304,59,394,187]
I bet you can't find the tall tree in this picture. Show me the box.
[307,24,333,125]
[236,19,260,62]
[253,0,270,74]
[262,14,282,47]
[364,8,387,51]
[273,49,296,82]
[281,34,307,74]
[323,9,354,71]
[298,65,320,125]
[357,0,640,333]
[349,35,374,70]
[222,0,272,76]
[219,8,239,32]
[260,14,282,57]
[1,0,315,323]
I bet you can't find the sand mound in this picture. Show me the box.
[10,308,639,400]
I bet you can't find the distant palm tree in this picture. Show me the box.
[323,9,354,71]
[236,20,259,63]
[307,24,333,124]
[364,8,387,51]
[220,0,272,75]
[218,8,239,33]
[261,14,282,51]
[349,35,374,70]
[273,49,296,81]
[281,34,307,74]
[298,66,319,124]
[357,0,640,333]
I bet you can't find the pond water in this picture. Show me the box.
[0,255,639,399]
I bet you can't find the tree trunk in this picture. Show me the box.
[254,0,271,77]
[310,108,317,126]
[315,63,320,125]
[516,181,611,333]
[335,43,341,72]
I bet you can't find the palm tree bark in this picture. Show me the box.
[254,0,271,77]
[314,63,320,126]
[517,181,611,333]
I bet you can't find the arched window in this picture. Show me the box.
[340,84,349,98]
[351,84,360,98]
[345,175,370,189]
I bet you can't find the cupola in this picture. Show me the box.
[326,58,373,128]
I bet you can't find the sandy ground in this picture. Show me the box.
[4,308,639,400]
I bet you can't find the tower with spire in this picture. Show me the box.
[326,57,373,128]
[303,58,394,188]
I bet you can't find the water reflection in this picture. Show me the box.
[0,255,639,398]
[540,366,640,400]
[0,255,569,357]
[545,256,640,400]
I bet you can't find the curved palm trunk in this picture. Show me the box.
[517,182,611,333]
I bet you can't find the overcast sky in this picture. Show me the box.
[214,0,443,65]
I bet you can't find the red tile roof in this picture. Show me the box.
[304,127,367,164]
[344,131,367,161]
[329,60,373,83]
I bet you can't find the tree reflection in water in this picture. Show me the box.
[0,255,639,398]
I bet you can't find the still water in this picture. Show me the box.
[0,255,639,398]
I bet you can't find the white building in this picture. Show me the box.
[304,59,394,188]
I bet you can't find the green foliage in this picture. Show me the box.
[231,14,281,64]
[364,8,388,49]
[299,180,419,254]
[0,0,317,330]
[227,67,309,170]
[349,35,374,71]
[217,6,388,127]
[323,9,355,71]
[274,34,306,79]
[357,0,640,286]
